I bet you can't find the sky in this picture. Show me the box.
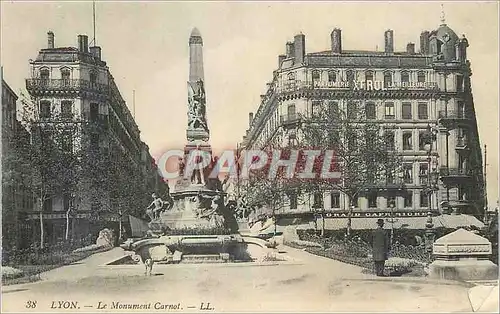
[1,1,498,206]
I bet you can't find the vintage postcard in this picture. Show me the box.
[1,0,499,313]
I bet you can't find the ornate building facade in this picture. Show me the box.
[23,32,167,244]
[241,21,485,224]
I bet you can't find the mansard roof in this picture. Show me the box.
[33,47,107,67]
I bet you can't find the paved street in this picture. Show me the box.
[2,246,487,313]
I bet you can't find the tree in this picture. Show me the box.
[16,98,87,248]
[295,100,402,237]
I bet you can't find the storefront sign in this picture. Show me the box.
[313,80,439,91]
[323,211,431,218]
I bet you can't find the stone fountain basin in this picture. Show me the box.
[119,234,278,263]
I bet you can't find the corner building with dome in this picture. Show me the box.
[240,20,486,229]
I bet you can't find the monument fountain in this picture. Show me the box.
[119,28,275,266]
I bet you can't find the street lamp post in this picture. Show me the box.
[424,124,438,213]
[423,124,438,253]
[386,200,398,247]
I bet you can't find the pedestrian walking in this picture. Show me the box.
[371,218,390,276]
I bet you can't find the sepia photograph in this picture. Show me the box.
[1,0,499,312]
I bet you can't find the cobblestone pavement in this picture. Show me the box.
[1,246,483,313]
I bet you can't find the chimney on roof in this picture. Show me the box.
[286,42,294,58]
[420,31,430,54]
[406,42,415,54]
[278,54,286,68]
[384,29,394,53]
[331,28,342,53]
[249,112,254,127]
[294,33,306,64]
[47,31,54,49]
[89,46,102,60]
[77,35,89,53]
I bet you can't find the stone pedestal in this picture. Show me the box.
[429,228,498,281]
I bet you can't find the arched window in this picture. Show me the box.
[417,71,426,83]
[328,71,337,82]
[61,68,71,87]
[312,70,321,82]
[401,71,410,84]
[346,70,355,83]
[40,68,50,87]
[365,70,374,82]
[287,72,296,81]
[384,72,393,88]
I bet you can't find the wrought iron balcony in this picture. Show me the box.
[280,114,301,127]
[26,78,110,94]
[438,110,468,120]
[439,167,473,178]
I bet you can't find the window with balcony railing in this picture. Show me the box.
[365,103,376,119]
[419,163,429,184]
[402,102,412,119]
[403,132,413,151]
[403,163,413,184]
[404,191,413,208]
[418,103,428,119]
[61,69,71,86]
[384,102,395,120]
[40,69,49,81]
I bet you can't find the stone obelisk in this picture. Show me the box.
[180,27,212,189]
[186,27,210,144]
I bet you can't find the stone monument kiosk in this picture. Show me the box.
[429,228,498,281]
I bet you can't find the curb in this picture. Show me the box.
[348,276,476,288]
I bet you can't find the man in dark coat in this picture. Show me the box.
[371,218,390,276]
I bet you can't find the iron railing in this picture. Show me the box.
[26,79,109,94]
